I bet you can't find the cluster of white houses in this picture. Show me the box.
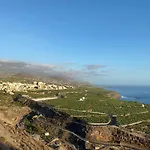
[0,81,74,94]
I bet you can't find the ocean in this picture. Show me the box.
[104,86,150,104]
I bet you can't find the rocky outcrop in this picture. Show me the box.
[86,126,113,142]
[0,120,53,150]
[106,91,121,99]
[86,125,150,150]
[0,81,74,94]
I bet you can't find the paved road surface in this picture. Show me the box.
[32,97,58,101]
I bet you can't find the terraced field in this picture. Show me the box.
[15,86,150,126]
[42,86,150,127]
[1,85,150,133]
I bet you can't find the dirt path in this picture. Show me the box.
[37,119,148,150]
[122,119,150,127]
[56,107,107,115]
[136,111,149,115]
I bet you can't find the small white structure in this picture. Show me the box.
[78,98,84,101]
[45,132,50,136]
[95,147,100,150]
[78,97,86,101]
[142,104,145,108]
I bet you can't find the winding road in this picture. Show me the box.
[122,119,150,127]
[18,96,150,150]
[37,118,148,150]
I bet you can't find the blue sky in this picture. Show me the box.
[0,0,150,85]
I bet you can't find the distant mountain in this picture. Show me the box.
[0,60,90,85]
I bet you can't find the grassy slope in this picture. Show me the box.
[126,121,150,134]
[0,91,13,107]
[0,81,150,133]
[44,86,150,125]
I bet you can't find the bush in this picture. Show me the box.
[12,93,22,102]
[0,136,6,143]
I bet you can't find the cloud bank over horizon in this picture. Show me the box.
[0,59,110,83]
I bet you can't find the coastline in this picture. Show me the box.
[102,85,150,104]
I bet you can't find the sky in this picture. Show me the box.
[0,0,150,85]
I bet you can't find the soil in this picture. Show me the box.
[0,105,53,150]
[0,95,150,150]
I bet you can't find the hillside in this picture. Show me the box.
[0,74,150,149]
[0,60,90,85]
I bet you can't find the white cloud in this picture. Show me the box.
[0,59,110,82]
[84,64,106,70]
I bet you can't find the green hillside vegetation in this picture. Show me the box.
[0,74,35,84]
[0,85,150,133]
[0,91,14,107]
[43,86,150,126]
[126,121,150,134]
